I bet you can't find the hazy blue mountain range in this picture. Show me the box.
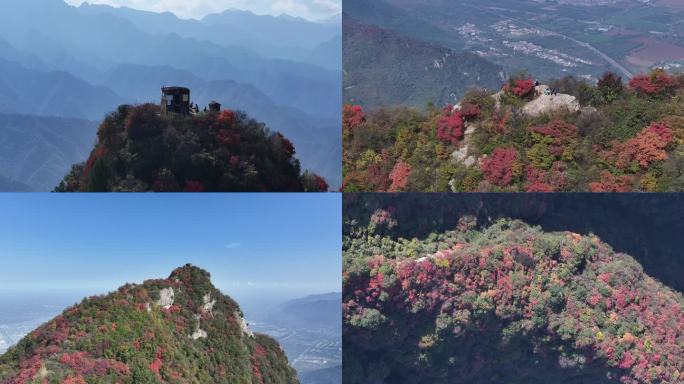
[0,0,341,190]
[77,5,341,69]
[0,58,125,120]
[0,174,31,192]
[0,113,97,192]
[273,292,342,331]
[249,292,342,384]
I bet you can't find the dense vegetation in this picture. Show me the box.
[0,265,299,384]
[55,105,328,192]
[343,70,684,192]
[343,212,684,383]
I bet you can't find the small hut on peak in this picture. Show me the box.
[208,101,221,113]
[161,87,190,116]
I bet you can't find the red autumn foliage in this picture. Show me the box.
[343,105,366,130]
[436,107,464,146]
[149,348,164,380]
[525,162,567,192]
[83,146,108,176]
[508,78,535,98]
[216,129,241,145]
[11,355,42,384]
[459,102,481,121]
[629,70,680,96]
[598,122,674,170]
[630,123,674,168]
[388,160,411,192]
[345,221,684,384]
[589,171,633,192]
[276,133,295,158]
[59,351,129,377]
[183,180,205,192]
[62,376,87,384]
[481,147,519,187]
[491,110,512,134]
[217,110,236,127]
[311,174,329,192]
[528,119,578,157]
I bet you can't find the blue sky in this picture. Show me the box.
[0,194,341,302]
[63,0,342,21]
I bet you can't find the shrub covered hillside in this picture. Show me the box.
[0,264,299,384]
[343,70,684,192]
[343,216,684,383]
[55,104,328,192]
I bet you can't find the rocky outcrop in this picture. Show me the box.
[522,85,580,117]
[157,287,174,309]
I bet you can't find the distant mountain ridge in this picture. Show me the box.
[74,4,341,68]
[0,113,96,191]
[343,15,505,109]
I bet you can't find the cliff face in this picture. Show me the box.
[343,218,684,384]
[0,264,299,384]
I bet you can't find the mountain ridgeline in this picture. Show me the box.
[55,104,328,192]
[343,217,684,384]
[0,264,299,384]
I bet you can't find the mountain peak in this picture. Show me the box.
[54,103,330,192]
[169,263,211,283]
[0,266,299,383]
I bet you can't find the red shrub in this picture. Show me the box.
[601,122,674,170]
[629,70,680,96]
[481,148,519,187]
[275,133,295,158]
[149,348,164,380]
[343,105,366,130]
[631,123,673,168]
[388,160,411,192]
[589,171,633,192]
[508,79,535,98]
[217,110,236,127]
[62,376,87,384]
[311,174,329,192]
[183,180,205,192]
[460,102,481,121]
[436,107,464,146]
[11,355,42,384]
[528,119,579,157]
[216,129,241,145]
[525,162,567,192]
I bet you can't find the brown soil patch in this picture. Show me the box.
[625,37,684,70]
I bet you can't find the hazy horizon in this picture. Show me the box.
[63,0,342,22]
